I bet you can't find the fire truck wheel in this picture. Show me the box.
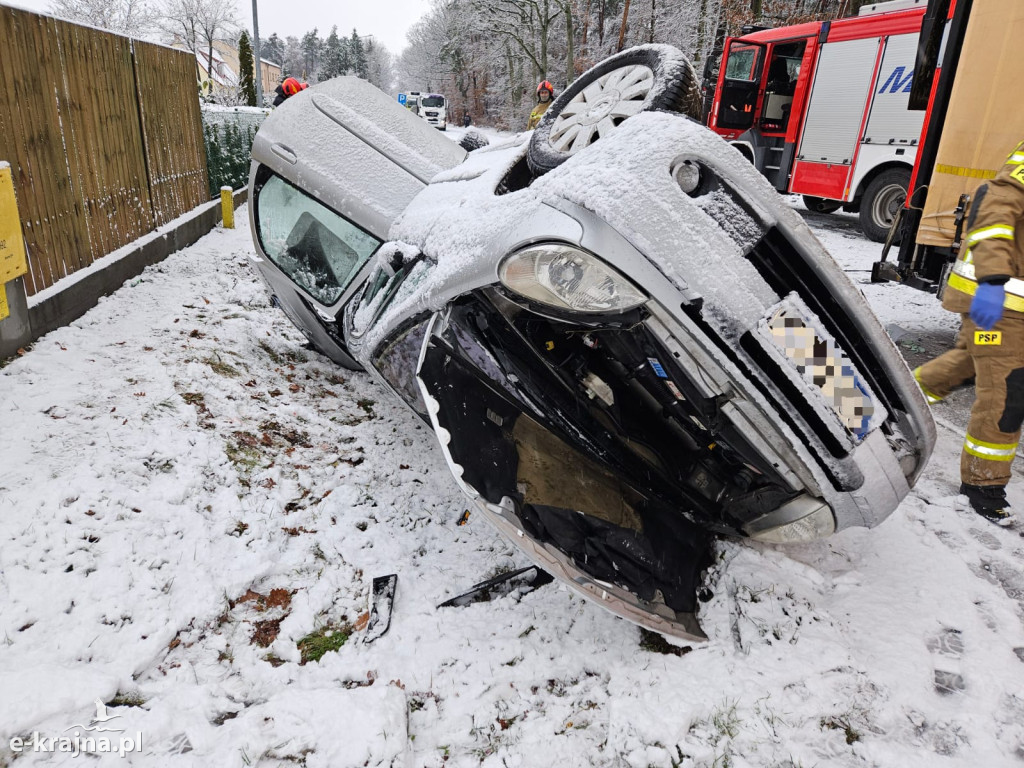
[859,168,910,243]
[802,195,843,214]
[528,45,701,176]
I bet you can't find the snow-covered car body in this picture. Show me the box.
[247,69,935,641]
[247,77,465,369]
[340,114,935,639]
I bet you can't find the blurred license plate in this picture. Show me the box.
[762,307,874,440]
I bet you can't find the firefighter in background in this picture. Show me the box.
[527,81,555,130]
[273,77,308,107]
[915,139,1024,526]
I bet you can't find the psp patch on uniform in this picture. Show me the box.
[1011,165,1024,186]
[975,331,1003,345]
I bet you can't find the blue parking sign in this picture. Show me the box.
[398,93,407,105]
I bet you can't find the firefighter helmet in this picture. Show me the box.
[282,77,304,96]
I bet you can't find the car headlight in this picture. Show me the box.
[498,243,646,313]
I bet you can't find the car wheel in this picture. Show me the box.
[859,168,910,243]
[458,129,490,153]
[802,195,843,214]
[527,44,701,176]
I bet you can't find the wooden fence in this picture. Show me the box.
[0,6,209,296]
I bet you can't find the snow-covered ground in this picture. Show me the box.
[1,199,1023,768]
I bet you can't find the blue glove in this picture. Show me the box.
[970,282,1005,331]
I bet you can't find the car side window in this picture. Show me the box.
[255,172,381,305]
[371,317,431,415]
[350,248,431,338]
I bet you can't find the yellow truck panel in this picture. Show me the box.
[916,0,1024,247]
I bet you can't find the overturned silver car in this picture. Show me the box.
[246,46,935,641]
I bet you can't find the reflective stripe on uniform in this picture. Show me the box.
[1009,153,1024,164]
[964,434,1018,461]
[967,224,1015,246]
[913,366,943,404]
[947,262,1024,312]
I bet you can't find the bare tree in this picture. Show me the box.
[472,0,563,80]
[158,0,201,51]
[158,0,237,81]
[396,0,839,131]
[364,40,396,92]
[617,0,631,51]
[49,0,154,36]
[196,0,239,86]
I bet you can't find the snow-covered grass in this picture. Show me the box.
[1,206,1023,767]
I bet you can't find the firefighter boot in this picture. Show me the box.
[958,483,1015,527]
[915,367,947,404]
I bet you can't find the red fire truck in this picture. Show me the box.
[706,0,927,242]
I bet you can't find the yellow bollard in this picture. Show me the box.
[220,186,234,229]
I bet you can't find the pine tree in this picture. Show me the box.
[322,25,346,80]
[238,31,257,106]
[204,123,223,199]
[301,28,323,79]
[225,123,243,189]
[350,29,368,79]
[261,33,285,67]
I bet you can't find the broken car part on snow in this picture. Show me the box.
[244,45,936,642]
[364,574,398,644]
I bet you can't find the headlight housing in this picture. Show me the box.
[498,243,646,314]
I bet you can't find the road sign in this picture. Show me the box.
[397,93,407,106]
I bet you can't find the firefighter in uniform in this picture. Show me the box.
[915,139,1024,526]
[527,80,555,130]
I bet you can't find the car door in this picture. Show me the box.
[713,39,767,132]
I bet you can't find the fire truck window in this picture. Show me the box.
[724,46,759,82]
[718,44,763,131]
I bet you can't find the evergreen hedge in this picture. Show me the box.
[202,117,260,199]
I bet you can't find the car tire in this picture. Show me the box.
[458,129,490,153]
[859,168,910,243]
[802,195,843,214]
[527,44,702,176]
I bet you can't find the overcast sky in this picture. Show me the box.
[5,0,429,54]
[255,0,428,54]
